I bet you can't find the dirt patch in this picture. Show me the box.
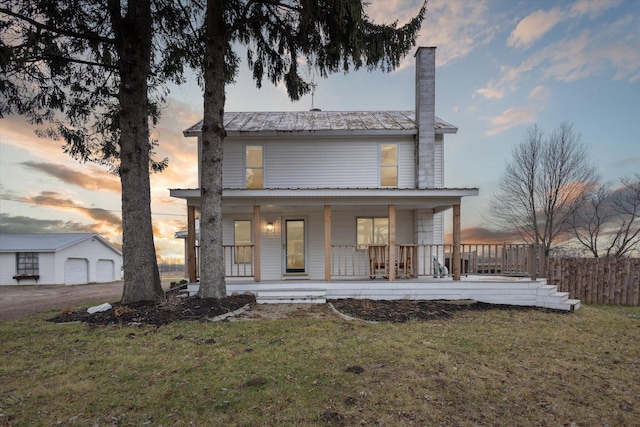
[47,294,555,326]
[231,302,335,320]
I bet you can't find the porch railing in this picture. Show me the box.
[194,244,255,278]
[224,244,254,277]
[330,243,545,279]
[192,243,544,281]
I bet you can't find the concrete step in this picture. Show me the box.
[257,289,326,304]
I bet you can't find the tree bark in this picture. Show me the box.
[116,0,163,303]
[198,0,227,299]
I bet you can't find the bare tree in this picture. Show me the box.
[490,122,599,256]
[570,182,614,257]
[608,175,640,257]
[570,175,640,258]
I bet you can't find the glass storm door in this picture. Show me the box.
[285,219,305,273]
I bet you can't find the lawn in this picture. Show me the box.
[1,304,639,426]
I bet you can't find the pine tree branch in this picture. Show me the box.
[0,7,116,45]
[11,54,118,70]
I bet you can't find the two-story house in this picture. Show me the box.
[171,47,580,311]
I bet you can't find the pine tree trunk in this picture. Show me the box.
[198,0,227,299]
[116,0,164,304]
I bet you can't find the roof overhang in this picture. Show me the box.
[170,187,479,213]
[182,111,458,137]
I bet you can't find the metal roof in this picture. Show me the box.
[0,233,121,254]
[183,111,457,137]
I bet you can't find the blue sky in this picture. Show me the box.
[1,0,639,260]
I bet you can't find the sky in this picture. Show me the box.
[1,0,639,261]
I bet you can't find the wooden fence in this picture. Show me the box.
[546,258,640,306]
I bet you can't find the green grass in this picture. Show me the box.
[1,305,639,426]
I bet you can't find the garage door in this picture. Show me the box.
[65,258,89,285]
[96,259,115,282]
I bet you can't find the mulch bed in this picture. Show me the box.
[48,293,554,326]
[330,298,546,322]
[48,293,256,326]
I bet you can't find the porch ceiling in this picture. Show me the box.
[170,187,479,213]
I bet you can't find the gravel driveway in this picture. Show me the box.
[0,282,128,321]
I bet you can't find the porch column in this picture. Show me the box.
[187,205,197,283]
[324,205,331,281]
[253,206,261,282]
[452,204,461,281]
[388,204,396,281]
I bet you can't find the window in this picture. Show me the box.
[234,220,252,263]
[16,252,39,275]
[245,145,263,189]
[357,217,389,247]
[380,144,398,187]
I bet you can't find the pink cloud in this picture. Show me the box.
[485,107,538,136]
[507,8,563,49]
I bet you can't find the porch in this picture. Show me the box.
[184,242,580,311]
[184,276,580,311]
[171,189,581,311]
[171,188,481,283]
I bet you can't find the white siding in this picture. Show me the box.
[221,142,244,188]
[0,252,56,285]
[434,134,444,188]
[260,220,283,280]
[0,253,14,285]
[306,212,325,280]
[1,252,56,285]
[38,253,56,284]
[220,136,415,189]
[433,211,444,245]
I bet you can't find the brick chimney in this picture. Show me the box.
[415,47,436,189]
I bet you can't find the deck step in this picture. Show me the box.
[257,289,326,304]
[542,298,581,312]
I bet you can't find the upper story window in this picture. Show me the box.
[380,144,398,187]
[245,145,263,189]
[16,252,39,275]
[234,220,252,263]
[357,217,389,247]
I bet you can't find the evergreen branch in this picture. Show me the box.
[15,54,118,70]
[0,7,116,45]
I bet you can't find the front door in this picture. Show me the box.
[285,219,305,274]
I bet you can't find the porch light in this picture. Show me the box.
[266,221,274,233]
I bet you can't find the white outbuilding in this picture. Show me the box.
[0,233,122,285]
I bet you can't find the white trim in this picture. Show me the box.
[379,142,398,188]
[282,217,308,276]
[171,188,478,199]
[243,143,264,189]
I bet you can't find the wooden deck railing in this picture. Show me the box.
[193,243,543,280]
[223,244,254,277]
[441,243,545,278]
[330,245,372,277]
[330,243,545,279]
[194,244,255,278]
